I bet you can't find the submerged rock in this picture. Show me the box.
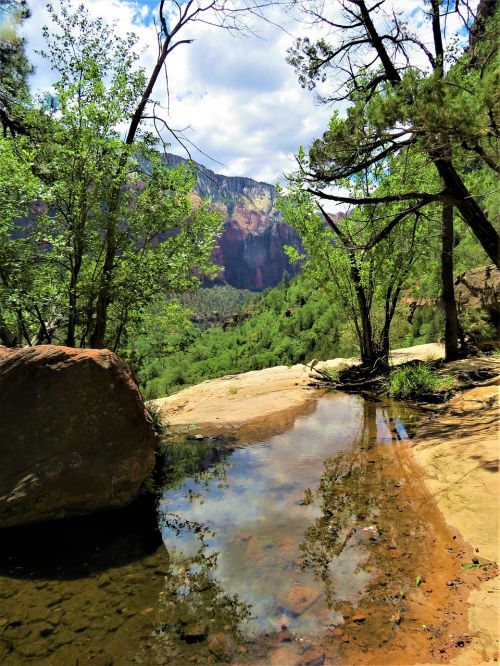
[297,646,325,666]
[208,632,235,661]
[181,622,208,643]
[278,585,321,616]
[0,345,157,528]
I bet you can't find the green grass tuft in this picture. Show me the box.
[388,363,454,399]
[145,402,169,435]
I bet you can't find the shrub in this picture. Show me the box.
[388,363,454,399]
[145,402,169,435]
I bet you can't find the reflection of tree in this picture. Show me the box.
[298,399,404,608]
[299,449,370,608]
[153,512,252,664]
[157,438,232,495]
[152,442,251,663]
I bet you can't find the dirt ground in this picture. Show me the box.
[149,343,499,663]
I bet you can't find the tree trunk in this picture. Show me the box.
[350,260,375,364]
[66,270,79,347]
[380,285,402,364]
[90,175,121,349]
[0,319,16,347]
[441,201,460,361]
[356,0,499,268]
[89,30,176,349]
[434,159,499,268]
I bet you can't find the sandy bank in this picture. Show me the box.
[411,380,499,665]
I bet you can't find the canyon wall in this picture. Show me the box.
[166,154,301,290]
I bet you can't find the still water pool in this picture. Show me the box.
[0,393,474,665]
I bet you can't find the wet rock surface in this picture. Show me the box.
[0,345,157,527]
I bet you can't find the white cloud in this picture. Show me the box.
[22,0,332,184]
[22,0,466,185]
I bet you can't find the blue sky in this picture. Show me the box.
[21,1,464,184]
[22,0,333,184]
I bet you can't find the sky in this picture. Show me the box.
[21,0,335,184]
[20,0,466,185]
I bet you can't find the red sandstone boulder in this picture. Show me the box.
[0,345,157,528]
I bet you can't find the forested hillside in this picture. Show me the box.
[136,233,494,400]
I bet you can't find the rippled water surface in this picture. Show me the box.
[1,393,474,665]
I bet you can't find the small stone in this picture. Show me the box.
[53,629,75,647]
[278,630,292,642]
[208,632,235,661]
[342,634,350,642]
[352,614,366,623]
[326,627,343,638]
[181,623,207,643]
[278,585,321,616]
[16,639,52,658]
[154,568,169,576]
[75,623,90,633]
[363,525,380,541]
[297,646,325,666]
[268,647,299,665]
[38,623,54,637]
[237,531,254,542]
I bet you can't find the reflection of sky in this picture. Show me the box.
[394,417,409,440]
[375,410,411,444]
[159,394,408,634]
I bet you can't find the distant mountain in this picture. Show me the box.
[165,154,301,291]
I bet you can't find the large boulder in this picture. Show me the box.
[0,345,157,528]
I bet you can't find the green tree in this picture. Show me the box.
[0,135,49,345]
[1,3,222,350]
[279,148,432,365]
[0,0,32,134]
[287,0,499,267]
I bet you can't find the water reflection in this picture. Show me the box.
[0,393,436,665]
[149,517,252,665]
[157,394,420,662]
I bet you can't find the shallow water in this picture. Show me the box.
[159,395,413,634]
[0,393,480,665]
